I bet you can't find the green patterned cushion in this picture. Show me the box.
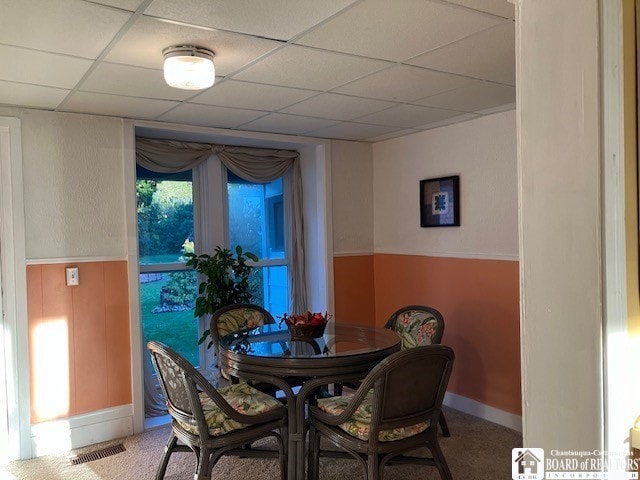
[177,382,283,437]
[317,391,429,442]
[217,308,268,338]
[394,311,438,349]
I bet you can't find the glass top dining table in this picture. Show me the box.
[218,322,401,480]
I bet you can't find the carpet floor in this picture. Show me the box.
[1,407,522,479]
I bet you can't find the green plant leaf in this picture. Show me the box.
[187,244,259,349]
[197,330,209,345]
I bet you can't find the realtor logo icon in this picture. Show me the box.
[512,448,544,480]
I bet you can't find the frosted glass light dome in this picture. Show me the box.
[163,46,215,90]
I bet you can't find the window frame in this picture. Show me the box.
[135,155,293,374]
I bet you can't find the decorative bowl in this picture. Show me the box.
[288,322,327,340]
[280,312,330,340]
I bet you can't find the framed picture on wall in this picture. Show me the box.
[420,175,460,227]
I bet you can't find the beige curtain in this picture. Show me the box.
[136,138,308,313]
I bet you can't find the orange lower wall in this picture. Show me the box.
[27,261,132,423]
[333,255,376,325]
[334,253,521,416]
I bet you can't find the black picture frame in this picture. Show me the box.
[420,175,460,227]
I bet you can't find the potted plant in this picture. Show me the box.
[184,245,258,348]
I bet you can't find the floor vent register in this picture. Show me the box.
[70,443,126,465]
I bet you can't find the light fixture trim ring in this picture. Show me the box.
[162,45,215,62]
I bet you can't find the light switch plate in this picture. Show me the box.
[66,267,79,286]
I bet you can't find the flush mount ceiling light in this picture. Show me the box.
[162,45,215,90]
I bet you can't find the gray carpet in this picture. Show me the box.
[1,407,521,479]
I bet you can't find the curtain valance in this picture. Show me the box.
[136,138,300,180]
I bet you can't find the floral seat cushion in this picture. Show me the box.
[394,311,439,349]
[217,308,268,338]
[177,382,283,437]
[317,391,429,442]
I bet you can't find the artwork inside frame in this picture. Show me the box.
[420,175,460,227]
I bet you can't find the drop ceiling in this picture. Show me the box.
[0,0,515,142]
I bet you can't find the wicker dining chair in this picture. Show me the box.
[307,345,455,480]
[384,305,445,348]
[147,340,288,480]
[384,305,450,437]
[210,303,276,378]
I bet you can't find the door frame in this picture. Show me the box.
[0,116,31,460]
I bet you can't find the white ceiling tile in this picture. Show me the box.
[444,0,514,19]
[365,128,420,143]
[416,81,515,113]
[475,102,516,115]
[144,0,358,41]
[91,0,145,10]
[239,113,339,136]
[188,80,317,111]
[334,65,474,102]
[0,45,92,89]
[0,80,69,109]
[158,103,265,128]
[296,0,501,61]
[0,0,130,59]
[306,122,402,141]
[61,91,179,119]
[281,93,395,121]
[104,16,281,75]
[415,112,481,131]
[233,45,390,91]
[355,104,461,128]
[80,63,194,100]
[409,21,515,85]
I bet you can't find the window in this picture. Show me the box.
[227,172,288,317]
[136,166,199,367]
[136,162,290,372]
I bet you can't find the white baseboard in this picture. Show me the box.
[443,392,522,432]
[26,395,519,457]
[30,405,134,457]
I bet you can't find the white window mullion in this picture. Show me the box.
[194,156,227,370]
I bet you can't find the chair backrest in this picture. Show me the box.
[147,340,216,437]
[210,303,276,356]
[147,340,278,439]
[384,305,445,349]
[360,345,454,443]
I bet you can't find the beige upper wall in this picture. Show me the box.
[331,140,374,255]
[372,110,517,260]
[0,108,127,260]
[6,106,515,263]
